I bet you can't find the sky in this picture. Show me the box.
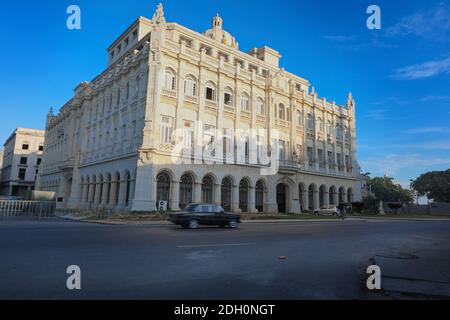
[0,0,449,187]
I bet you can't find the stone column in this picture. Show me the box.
[88,182,95,208]
[302,190,309,212]
[194,182,202,204]
[81,182,87,206]
[314,190,320,210]
[324,191,330,206]
[213,183,221,206]
[100,182,109,208]
[131,160,156,212]
[290,184,301,214]
[94,182,102,207]
[248,186,258,213]
[109,180,118,209]
[170,181,180,211]
[231,184,241,213]
[265,176,278,214]
[117,178,127,210]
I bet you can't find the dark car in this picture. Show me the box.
[169,204,241,229]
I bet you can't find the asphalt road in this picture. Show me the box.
[1,218,450,299]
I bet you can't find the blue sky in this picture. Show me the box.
[0,0,449,187]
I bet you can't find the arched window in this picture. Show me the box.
[201,176,214,204]
[296,111,302,126]
[317,117,324,132]
[344,126,350,141]
[335,123,342,139]
[179,174,194,209]
[240,93,250,111]
[205,81,216,101]
[184,75,197,96]
[224,87,233,106]
[307,113,314,130]
[164,69,176,90]
[327,120,332,136]
[278,103,286,120]
[256,98,265,115]
[156,172,171,206]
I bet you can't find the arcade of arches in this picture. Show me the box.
[154,170,354,213]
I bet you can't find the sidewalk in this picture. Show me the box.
[58,214,450,226]
[372,251,450,298]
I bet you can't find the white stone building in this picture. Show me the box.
[38,4,363,213]
[0,128,45,197]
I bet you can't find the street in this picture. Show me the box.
[1,218,450,299]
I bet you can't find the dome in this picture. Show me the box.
[204,14,238,49]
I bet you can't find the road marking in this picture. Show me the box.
[177,243,256,248]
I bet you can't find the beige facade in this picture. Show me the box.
[0,128,45,197]
[38,4,363,213]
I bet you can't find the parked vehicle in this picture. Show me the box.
[314,205,339,216]
[168,204,241,229]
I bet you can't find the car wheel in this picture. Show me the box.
[188,220,199,229]
[314,211,319,216]
[228,220,238,229]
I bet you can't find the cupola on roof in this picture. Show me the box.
[204,14,239,49]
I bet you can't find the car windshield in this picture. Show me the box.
[184,204,200,212]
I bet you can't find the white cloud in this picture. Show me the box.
[322,35,356,42]
[360,141,450,151]
[390,56,450,80]
[360,153,450,176]
[365,108,388,120]
[404,127,447,134]
[420,95,450,102]
[386,3,450,42]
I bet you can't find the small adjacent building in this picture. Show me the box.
[0,128,45,198]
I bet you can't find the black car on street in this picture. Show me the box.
[168,204,241,229]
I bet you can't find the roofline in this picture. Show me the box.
[107,16,153,51]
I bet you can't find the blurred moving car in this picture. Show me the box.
[169,204,241,229]
[314,205,339,216]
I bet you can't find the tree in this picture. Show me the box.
[411,169,450,203]
[368,177,413,203]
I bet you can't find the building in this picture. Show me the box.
[0,149,3,184]
[38,4,362,212]
[0,128,45,197]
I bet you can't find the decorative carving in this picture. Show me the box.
[152,3,166,24]
[346,92,355,109]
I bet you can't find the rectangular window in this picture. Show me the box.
[203,124,215,159]
[337,153,342,170]
[37,158,42,165]
[160,116,173,144]
[39,145,44,151]
[279,140,286,161]
[20,157,27,165]
[318,149,324,168]
[183,121,194,148]
[224,92,232,106]
[328,151,334,169]
[22,144,29,150]
[345,155,351,172]
[307,147,314,165]
[18,168,26,181]
[206,87,215,101]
